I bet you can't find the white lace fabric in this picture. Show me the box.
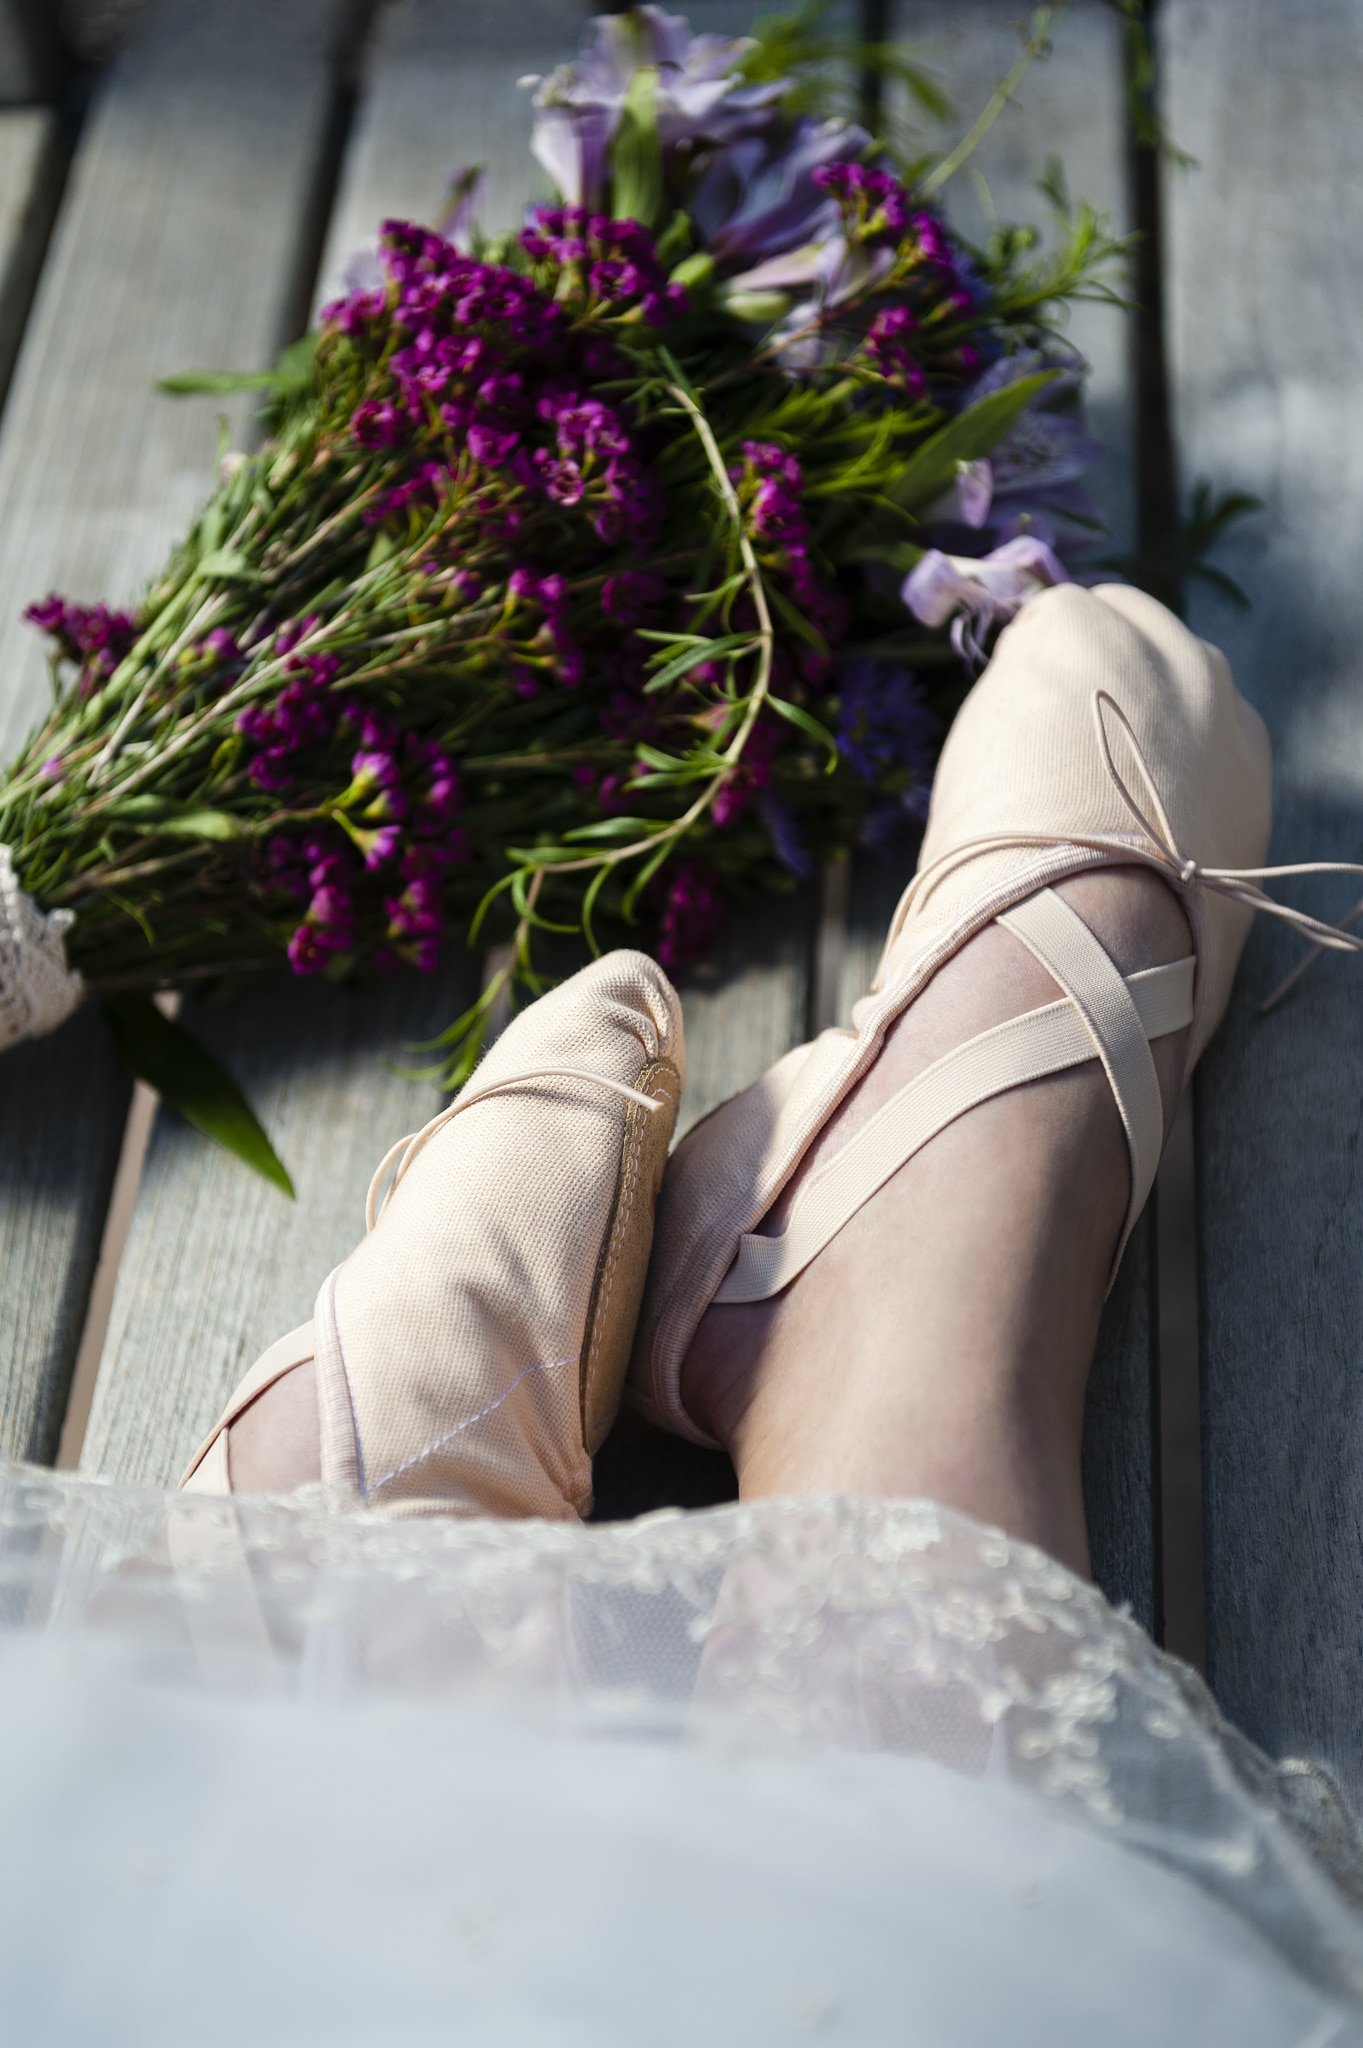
[3,1459,1362,2014]
[0,845,83,1051]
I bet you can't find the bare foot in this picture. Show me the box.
[678,868,1192,1578]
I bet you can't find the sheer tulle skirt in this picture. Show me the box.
[2,1460,1361,2038]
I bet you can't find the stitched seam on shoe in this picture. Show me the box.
[363,1350,580,1497]
[592,1110,642,1355]
[583,1061,679,1440]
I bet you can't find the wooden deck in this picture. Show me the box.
[0,0,1360,1801]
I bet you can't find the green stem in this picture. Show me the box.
[920,5,1067,198]
[518,369,776,888]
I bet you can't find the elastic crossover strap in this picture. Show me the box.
[999,888,1167,1278]
[715,909,1193,1308]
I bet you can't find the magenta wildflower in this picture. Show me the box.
[657,863,726,975]
[23,594,139,688]
[520,207,685,327]
[864,305,924,392]
[811,161,912,246]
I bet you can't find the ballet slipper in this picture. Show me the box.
[182,950,683,1518]
[630,582,1362,1447]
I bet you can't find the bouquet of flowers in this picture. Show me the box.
[0,4,1125,1182]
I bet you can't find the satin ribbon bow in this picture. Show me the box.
[884,690,1363,1013]
[1092,692,1363,1009]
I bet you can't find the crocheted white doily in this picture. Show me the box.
[0,845,83,1052]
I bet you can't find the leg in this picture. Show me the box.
[681,868,1192,1580]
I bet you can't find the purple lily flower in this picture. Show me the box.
[526,101,617,212]
[340,245,384,297]
[524,7,789,207]
[968,347,1104,533]
[902,536,1069,669]
[926,458,995,531]
[695,116,869,268]
[720,229,894,358]
[437,165,485,251]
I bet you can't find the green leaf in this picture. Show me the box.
[1187,561,1252,610]
[633,742,688,772]
[562,815,658,844]
[510,867,579,933]
[654,208,694,268]
[889,373,1058,513]
[104,995,294,1196]
[365,529,398,573]
[158,334,318,404]
[643,632,755,695]
[273,332,320,393]
[610,65,665,229]
[157,370,280,397]
[765,693,839,768]
[621,834,676,919]
[198,548,259,581]
[156,809,247,842]
[580,862,611,957]
[669,251,715,294]
[107,797,244,841]
[502,844,587,868]
[208,734,244,781]
[842,539,926,574]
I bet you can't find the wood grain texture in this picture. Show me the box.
[82,1,583,1487]
[1163,0,1363,1797]
[834,2,1154,1623]
[0,107,95,1464]
[0,1009,127,1460]
[0,0,354,1464]
[0,0,354,762]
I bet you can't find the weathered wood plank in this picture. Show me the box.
[0,108,102,1466]
[0,0,355,1464]
[836,2,1153,1621]
[81,1,584,1488]
[1163,0,1363,1799]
